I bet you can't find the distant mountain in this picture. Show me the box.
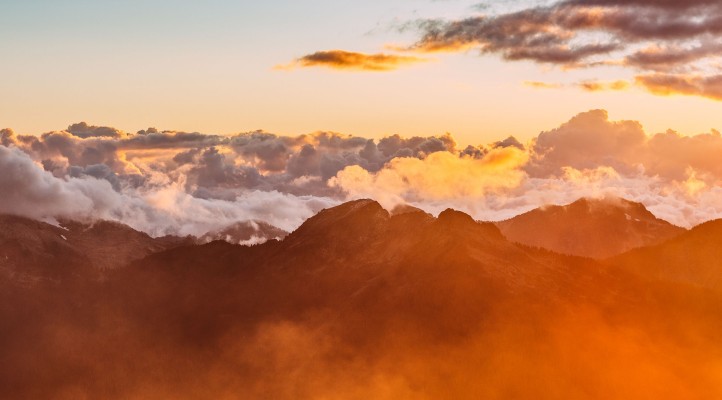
[58,219,193,270]
[611,219,722,291]
[0,215,190,286]
[496,196,685,258]
[0,215,96,286]
[197,220,287,245]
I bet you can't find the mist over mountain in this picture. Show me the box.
[197,220,288,245]
[2,199,721,399]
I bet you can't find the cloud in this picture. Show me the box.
[0,143,337,237]
[329,147,529,211]
[0,124,466,236]
[576,80,630,92]
[393,0,722,100]
[66,122,125,139]
[279,50,428,71]
[636,73,722,100]
[5,109,722,235]
[525,80,630,92]
[524,81,564,89]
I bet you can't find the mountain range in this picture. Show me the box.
[1,197,721,399]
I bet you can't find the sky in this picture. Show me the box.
[2,0,722,237]
[2,0,722,145]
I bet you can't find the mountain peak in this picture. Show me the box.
[437,208,476,225]
[285,199,389,243]
[497,196,684,258]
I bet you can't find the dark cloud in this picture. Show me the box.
[188,147,262,191]
[69,164,122,191]
[281,50,428,71]
[228,131,295,172]
[401,0,722,99]
[377,133,456,158]
[67,122,124,139]
[625,43,722,72]
[492,136,525,150]
[120,130,228,149]
[0,129,16,146]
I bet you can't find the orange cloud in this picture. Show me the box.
[524,81,563,89]
[525,80,630,92]
[329,147,529,210]
[576,80,631,92]
[636,73,722,101]
[278,50,428,72]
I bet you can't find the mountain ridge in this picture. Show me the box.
[496,196,685,258]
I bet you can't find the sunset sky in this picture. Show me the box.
[3,0,722,144]
[3,0,722,238]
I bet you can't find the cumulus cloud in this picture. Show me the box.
[278,50,428,71]
[3,110,722,235]
[329,109,722,227]
[0,144,335,237]
[330,148,528,210]
[0,123,471,237]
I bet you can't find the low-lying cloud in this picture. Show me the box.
[2,110,722,237]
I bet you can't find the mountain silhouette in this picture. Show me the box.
[496,196,685,258]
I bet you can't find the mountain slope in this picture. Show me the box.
[0,215,190,286]
[0,215,95,286]
[611,219,722,291]
[496,196,685,258]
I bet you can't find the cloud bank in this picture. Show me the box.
[2,110,722,237]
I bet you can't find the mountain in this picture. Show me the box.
[197,220,287,245]
[611,219,722,291]
[496,196,685,258]
[58,219,193,270]
[1,200,721,399]
[0,215,95,286]
[0,215,190,286]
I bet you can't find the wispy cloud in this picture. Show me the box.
[524,80,630,92]
[524,81,564,89]
[636,74,722,100]
[278,50,428,72]
[396,0,722,100]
